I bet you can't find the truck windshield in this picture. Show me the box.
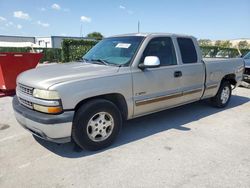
[83,36,145,66]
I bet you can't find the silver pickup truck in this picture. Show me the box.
[13,33,244,151]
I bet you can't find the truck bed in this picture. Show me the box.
[202,57,244,99]
[203,57,242,63]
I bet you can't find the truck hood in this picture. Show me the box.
[17,62,120,89]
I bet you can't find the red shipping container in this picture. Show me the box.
[0,52,43,96]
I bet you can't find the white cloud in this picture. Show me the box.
[119,5,126,9]
[0,16,7,22]
[17,24,22,29]
[37,20,50,27]
[4,22,22,29]
[80,16,91,23]
[51,3,61,10]
[5,21,14,27]
[119,5,133,15]
[5,22,13,27]
[13,11,30,20]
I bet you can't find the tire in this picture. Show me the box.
[72,99,122,151]
[211,81,232,108]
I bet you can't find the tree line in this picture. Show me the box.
[86,32,250,50]
[198,39,250,49]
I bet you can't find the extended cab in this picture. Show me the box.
[13,33,244,150]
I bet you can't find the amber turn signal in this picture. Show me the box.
[33,104,62,114]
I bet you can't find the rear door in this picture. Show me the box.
[175,37,205,103]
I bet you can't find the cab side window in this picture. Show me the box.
[177,38,198,64]
[142,37,177,66]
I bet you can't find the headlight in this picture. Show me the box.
[33,89,60,100]
[33,104,62,114]
[32,89,62,114]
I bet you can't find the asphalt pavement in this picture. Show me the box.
[0,87,250,188]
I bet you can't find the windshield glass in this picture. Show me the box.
[244,52,250,59]
[83,36,144,66]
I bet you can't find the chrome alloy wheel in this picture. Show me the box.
[221,86,230,104]
[86,112,114,142]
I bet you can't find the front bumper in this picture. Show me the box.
[12,96,74,143]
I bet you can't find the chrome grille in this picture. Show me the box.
[18,84,33,96]
[17,84,34,109]
[18,97,33,109]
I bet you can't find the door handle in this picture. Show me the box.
[174,71,182,78]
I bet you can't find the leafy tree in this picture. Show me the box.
[221,41,232,48]
[238,41,249,49]
[198,39,212,46]
[86,32,104,40]
[215,40,222,46]
[215,40,232,48]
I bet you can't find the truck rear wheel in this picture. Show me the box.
[211,81,232,108]
[72,99,122,151]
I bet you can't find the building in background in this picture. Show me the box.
[35,36,90,48]
[0,35,90,48]
[0,35,35,43]
[35,37,51,48]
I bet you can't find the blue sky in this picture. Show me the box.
[0,0,249,40]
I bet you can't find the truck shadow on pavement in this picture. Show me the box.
[34,94,250,158]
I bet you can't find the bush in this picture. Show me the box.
[200,46,249,58]
[62,39,98,62]
[40,48,62,62]
[0,47,62,63]
[0,39,98,63]
[0,47,30,53]
[1,43,249,63]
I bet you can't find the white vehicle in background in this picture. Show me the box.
[243,51,250,82]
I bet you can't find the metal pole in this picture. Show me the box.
[80,24,83,37]
[138,21,140,33]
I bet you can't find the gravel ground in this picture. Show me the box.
[0,87,250,188]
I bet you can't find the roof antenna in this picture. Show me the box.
[80,24,83,37]
[138,21,140,33]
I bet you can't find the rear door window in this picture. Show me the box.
[177,38,197,64]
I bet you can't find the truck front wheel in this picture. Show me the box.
[211,81,232,108]
[72,99,122,151]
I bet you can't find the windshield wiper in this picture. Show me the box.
[86,58,121,67]
[90,59,110,66]
[78,57,89,63]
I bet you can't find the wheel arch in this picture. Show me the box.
[74,93,128,120]
[221,73,237,86]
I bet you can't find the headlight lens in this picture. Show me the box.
[32,89,62,114]
[33,89,60,100]
[33,104,62,114]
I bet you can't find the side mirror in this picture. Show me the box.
[138,56,160,70]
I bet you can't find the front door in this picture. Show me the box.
[132,37,183,117]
